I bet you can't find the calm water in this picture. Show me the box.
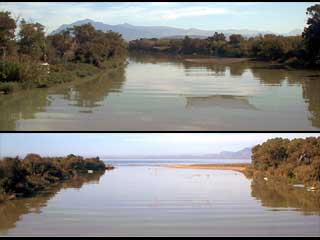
[0,53,320,130]
[0,166,319,236]
[104,158,251,166]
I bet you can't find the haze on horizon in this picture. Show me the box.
[0,2,313,34]
[1,133,319,158]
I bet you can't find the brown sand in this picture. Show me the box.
[163,163,250,173]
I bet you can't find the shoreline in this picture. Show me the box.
[183,58,249,64]
[163,163,250,173]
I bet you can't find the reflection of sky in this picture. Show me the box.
[125,62,261,97]
[1,133,319,157]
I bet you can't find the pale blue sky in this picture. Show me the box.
[0,133,319,158]
[0,2,316,34]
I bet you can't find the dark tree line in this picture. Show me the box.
[0,11,127,93]
[250,137,320,187]
[129,4,320,68]
[0,154,107,203]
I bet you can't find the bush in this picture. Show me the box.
[0,61,20,82]
[0,154,107,201]
[251,137,320,186]
[0,82,16,94]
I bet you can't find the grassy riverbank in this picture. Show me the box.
[0,154,111,203]
[0,58,126,94]
[0,12,128,94]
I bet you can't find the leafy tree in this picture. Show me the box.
[229,34,244,46]
[0,11,17,58]
[302,4,320,66]
[18,19,46,61]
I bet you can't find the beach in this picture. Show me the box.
[163,163,250,173]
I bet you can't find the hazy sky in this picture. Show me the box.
[0,2,315,34]
[1,133,319,158]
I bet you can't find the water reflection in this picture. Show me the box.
[0,52,320,130]
[0,89,50,130]
[186,95,258,110]
[61,69,126,108]
[0,172,105,235]
[250,177,320,215]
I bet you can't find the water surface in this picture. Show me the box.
[1,166,319,236]
[0,53,320,130]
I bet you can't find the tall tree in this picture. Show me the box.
[18,19,46,61]
[0,11,17,59]
[302,4,320,65]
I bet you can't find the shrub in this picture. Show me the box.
[0,61,20,82]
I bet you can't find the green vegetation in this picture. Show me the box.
[0,11,127,94]
[129,4,320,69]
[0,154,107,203]
[247,137,320,188]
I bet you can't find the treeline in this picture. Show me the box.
[0,154,107,203]
[129,4,320,68]
[248,137,320,187]
[0,11,127,93]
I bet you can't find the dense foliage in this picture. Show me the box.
[129,4,320,68]
[0,154,106,202]
[250,137,320,187]
[0,11,127,93]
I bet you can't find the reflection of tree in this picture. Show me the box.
[186,95,258,110]
[129,51,182,64]
[62,68,126,108]
[251,177,320,215]
[183,62,227,76]
[301,79,320,128]
[229,62,248,77]
[285,70,320,128]
[0,89,50,130]
[0,172,104,235]
[250,66,287,85]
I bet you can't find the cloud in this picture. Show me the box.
[0,2,231,32]
[151,6,229,20]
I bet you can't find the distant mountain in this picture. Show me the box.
[51,19,301,41]
[284,28,302,36]
[101,147,252,160]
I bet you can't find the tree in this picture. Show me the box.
[0,11,17,59]
[18,19,46,61]
[49,30,73,59]
[302,4,320,65]
[229,34,244,46]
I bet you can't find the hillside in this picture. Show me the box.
[51,19,301,41]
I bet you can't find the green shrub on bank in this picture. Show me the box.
[0,154,107,201]
[251,137,320,187]
[0,82,16,94]
[0,61,20,82]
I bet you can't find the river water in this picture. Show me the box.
[0,53,319,130]
[0,165,319,236]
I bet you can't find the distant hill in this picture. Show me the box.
[101,147,252,159]
[51,19,301,41]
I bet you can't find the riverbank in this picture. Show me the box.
[0,154,112,204]
[184,58,249,64]
[0,59,126,95]
[163,163,250,173]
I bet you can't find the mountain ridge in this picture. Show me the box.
[51,19,302,41]
[100,147,252,159]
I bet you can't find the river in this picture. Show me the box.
[0,165,319,236]
[0,53,320,130]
